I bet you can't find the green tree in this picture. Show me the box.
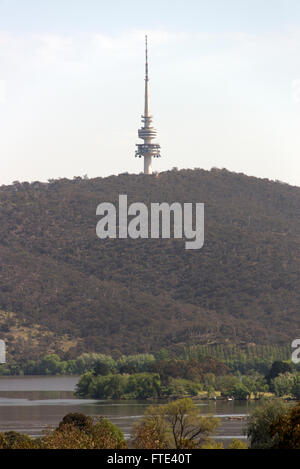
[232,382,250,400]
[131,416,169,449]
[291,373,300,400]
[58,413,93,432]
[42,413,127,449]
[75,371,95,397]
[90,417,127,449]
[39,354,66,375]
[203,373,216,392]
[104,374,127,399]
[216,375,240,397]
[93,361,112,376]
[126,373,161,399]
[241,374,268,399]
[117,354,155,373]
[269,402,300,449]
[246,399,289,449]
[74,353,116,375]
[0,431,37,449]
[272,372,294,397]
[266,361,292,387]
[132,398,220,449]
[42,424,94,449]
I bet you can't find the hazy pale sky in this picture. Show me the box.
[0,0,300,186]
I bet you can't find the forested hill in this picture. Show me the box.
[0,168,299,360]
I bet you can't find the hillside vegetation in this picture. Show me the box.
[0,168,299,360]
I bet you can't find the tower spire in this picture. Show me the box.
[144,34,149,117]
[135,35,161,174]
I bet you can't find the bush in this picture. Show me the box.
[42,413,127,449]
[246,399,290,449]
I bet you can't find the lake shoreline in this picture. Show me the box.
[0,375,261,445]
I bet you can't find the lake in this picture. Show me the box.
[0,375,262,447]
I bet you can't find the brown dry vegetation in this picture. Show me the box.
[0,168,299,359]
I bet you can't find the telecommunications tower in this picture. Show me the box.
[135,35,161,174]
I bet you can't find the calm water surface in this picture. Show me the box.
[0,376,262,446]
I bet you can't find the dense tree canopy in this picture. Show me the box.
[0,168,299,358]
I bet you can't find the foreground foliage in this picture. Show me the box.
[131,398,220,449]
[0,413,127,449]
[246,399,290,449]
[269,402,300,449]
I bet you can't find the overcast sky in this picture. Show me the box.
[0,0,300,186]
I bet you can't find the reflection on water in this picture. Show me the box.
[0,375,79,391]
[0,376,262,446]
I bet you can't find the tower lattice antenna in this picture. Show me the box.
[145,35,148,81]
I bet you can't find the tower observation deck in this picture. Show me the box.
[135,35,161,174]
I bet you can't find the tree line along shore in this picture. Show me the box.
[1,345,299,401]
